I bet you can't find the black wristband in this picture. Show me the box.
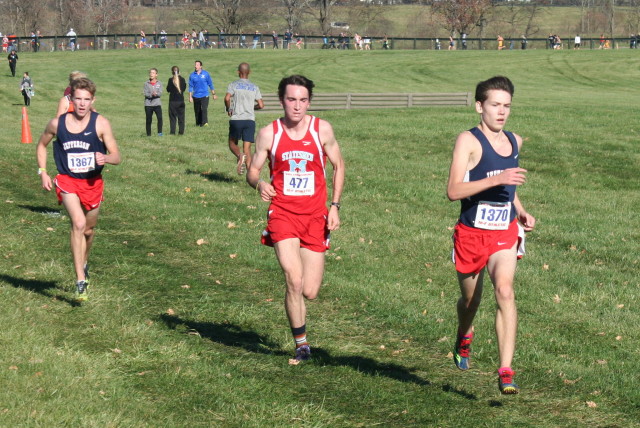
[331,202,340,210]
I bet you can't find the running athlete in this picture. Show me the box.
[36,77,121,301]
[246,75,345,363]
[446,76,535,394]
[224,62,264,175]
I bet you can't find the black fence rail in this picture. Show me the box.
[6,34,638,52]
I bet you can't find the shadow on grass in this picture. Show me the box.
[185,169,235,183]
[160,314,288,356]
[159,314,476,393]
[0,274,80,307]
[18,204,62,215]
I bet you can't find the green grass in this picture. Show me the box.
[0,48,639,426]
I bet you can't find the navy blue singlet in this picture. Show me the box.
[53,111,106,179]
[459,127,519,228]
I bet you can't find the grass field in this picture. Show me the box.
[0,48,639,427]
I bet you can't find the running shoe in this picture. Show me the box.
[498,368,519,394]
[237,154,247,175]
[294,345,311,362]
[75,280,89,301]
[453,333,473,370]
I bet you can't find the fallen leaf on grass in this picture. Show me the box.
[446,352,453,358]
[586,401,597,408]
[111,348,122,354]
[166,308,175,315]
[542,264,550,270]
[616,304,624,309]
[227,222,236,229]
[196,239,206,245]
[553,294,561,303]
[437,336,449,343]
[615,336,622,341]
[215,280,222,285]
[596,360,607,365]
[563,377,581,385]
[181,285,191,289]
[288,358,301,365]
[46,227,54,231]
[229,254,237,259]
[184,187,191,192]
[8,366,18,371]
[265,298,273,302]
[147,252,154,257]
[379,345,386,350]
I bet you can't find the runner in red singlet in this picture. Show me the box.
[247,75,345,363]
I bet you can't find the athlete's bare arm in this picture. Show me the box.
[96,116,121,166]
[36,118,59,191]
[447,131,527,201]
[319,119,344,231]
[247,124,276,202]
[513,193,535,231]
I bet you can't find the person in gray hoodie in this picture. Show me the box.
[143,68,163,136]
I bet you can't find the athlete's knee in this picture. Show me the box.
[494,284,515,303]
[459,294,481,310]
[303,288,319,300]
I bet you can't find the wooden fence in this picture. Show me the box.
[259,92,472,112]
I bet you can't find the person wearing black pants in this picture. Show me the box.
[166,65,186,135]
[8,51,18,77]
[188,60,217,127]
[143,68,163,136]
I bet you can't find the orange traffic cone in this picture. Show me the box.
[21,106,32,144]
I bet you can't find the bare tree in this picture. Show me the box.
[87,0,131,34]
[500,0,547,38]
[432,0,494,37]
[308,0,341,35]
[190,0,267,34]
[281,0,312,32]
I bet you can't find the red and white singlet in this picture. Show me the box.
[268,116,327,215]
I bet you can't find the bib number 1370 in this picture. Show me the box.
[474,201,511,230]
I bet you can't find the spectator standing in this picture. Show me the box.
[188,60,217,127]
[8,50,18,77]
[252,31,260,49]
[66,28,77,50]
[198,29,205,49]
[574,34,581,50]
[497,35,504,50]
[630,34,636,49]
[521,35,527,50]
[364,36,371,50]
[143,68,163,137]
[449,35,455,50]
[21,72,33,106]
[224,62,264,175]
[167,66,186,135]
[461,32,467,50]
[599,34,605,49]
[160,30,167,48]
[272,31,279,49]
[284,29,293,50]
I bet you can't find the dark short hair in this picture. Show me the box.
[71,77,97,97]
[475,76,514,103]
[278,75,314,101]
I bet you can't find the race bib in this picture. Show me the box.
[474,201,511,230]
[67,152,95,174]
[283,171,314,196]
